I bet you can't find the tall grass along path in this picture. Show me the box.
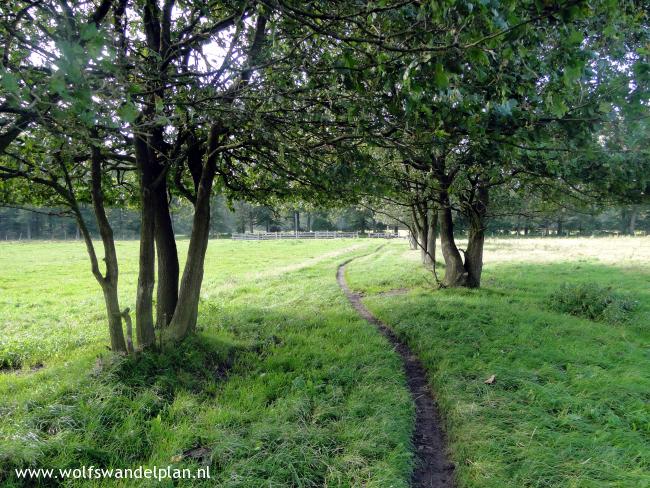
[337,256,455,488]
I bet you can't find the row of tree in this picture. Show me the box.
[0,199,388,239]
[1,1,647,352]
[1,202,647,240]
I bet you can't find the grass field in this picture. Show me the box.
[0,239,367,369]
[1,238,415,487]
[1,237,649,487]
[346,237,650,488]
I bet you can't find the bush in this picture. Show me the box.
[548,283,637,324]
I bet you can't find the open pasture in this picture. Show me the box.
[0,237,648,487]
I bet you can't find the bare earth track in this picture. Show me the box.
[337,258,455,488]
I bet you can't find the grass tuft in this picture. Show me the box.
[548,282,637,324]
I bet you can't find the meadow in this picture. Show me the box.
[1,237,649,487]
[346,237,650,487]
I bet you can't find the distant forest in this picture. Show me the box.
[1,196,647,240]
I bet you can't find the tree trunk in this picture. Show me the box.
[408,231,418,250]
[71,143,128,353]
[134,136,156,348]
[464,224,484,288]
[102,281,127,352]
[438,197,467,287]
[409,203,426,257]
[410,201,437,268]
[167,124,221,341]
[463,183,488,288]
[628,207,638,235]
[418,212,428,265]
[424,211,437,268]
[154,183,178,329]
[165,12,267,342]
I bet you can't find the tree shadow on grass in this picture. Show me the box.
[0,334,246,487]
[1,293,414,488]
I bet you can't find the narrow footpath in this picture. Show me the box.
[337,258,455,488]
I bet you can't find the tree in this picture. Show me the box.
[327,0,648,287]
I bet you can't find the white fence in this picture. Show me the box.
[231,231,399,240]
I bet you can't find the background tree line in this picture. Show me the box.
[1,200,647,240]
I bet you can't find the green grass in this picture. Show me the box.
[345,241,650,488]
[0,238,365,369]
[3,237,649,487]
[0,239,413,487]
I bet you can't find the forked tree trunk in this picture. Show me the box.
[133,1,180,344]
[73,144,128,353]
[438,190,467,287]
[77,206,126,353]
[167,124,221,341]
[463,184,488,288]
[165,13,267,342]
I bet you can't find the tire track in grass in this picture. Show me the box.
[203,243,369,298]
[337,255,455,488]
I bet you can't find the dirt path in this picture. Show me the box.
[337,258,455,488]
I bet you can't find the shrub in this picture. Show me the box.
[548,283,637,324]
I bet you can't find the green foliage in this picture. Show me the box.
[548,283,637,324]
